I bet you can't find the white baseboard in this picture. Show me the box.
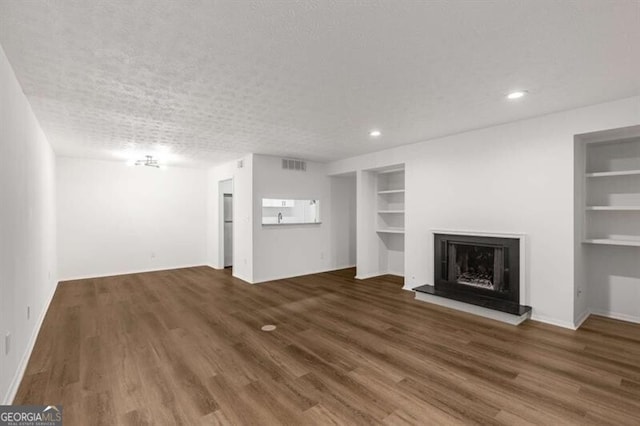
[530,313,577,330]
[58,263,207,281]
[2,281,58,405]
[355,270,404,280]
[354,271,383,280]
[590,309,640,324]
[573,309,592,329]
[253,265,357,284]
[332,264,357,271]
[206,263,235,270]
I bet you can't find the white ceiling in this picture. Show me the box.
[1,1,639,167]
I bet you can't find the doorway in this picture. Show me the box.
[330,173,357,276]
[220,179,233,269]
[223,194,233,267]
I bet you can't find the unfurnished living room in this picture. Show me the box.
[1,0,639,424]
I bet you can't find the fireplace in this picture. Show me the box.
[434,233,520,303]
[413,232,529,323]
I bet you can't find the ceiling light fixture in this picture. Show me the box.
[133,155,161,168]
[506,90,528,100]
[369,129,382,137]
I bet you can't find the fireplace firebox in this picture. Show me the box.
[434,233,520,303]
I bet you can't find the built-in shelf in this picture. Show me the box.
[586,206,640,211]
[583,239,640,247]
[376,228,405,234]
[377,167,405,175]
[377,189,405,194]
[372,167,405,277]
[586,169,640,178]
[582,131,640,251]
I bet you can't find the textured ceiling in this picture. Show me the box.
[1,0,639,167]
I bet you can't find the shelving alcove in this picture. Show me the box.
[375,167,405,276]
[582,132,640,247]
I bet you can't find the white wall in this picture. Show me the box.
[573,136,589,324]
[206,155,254,283]
[220,179,233,194]
[57,158,207,280]
[330,175,357,270]
[586,245,640,323]
[251,155,355,283]
[355,170,380,278]
[0,45,57,403]
[207,155,356,284]
[328,96,640,328]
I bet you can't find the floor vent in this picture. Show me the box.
[282,158,306,171]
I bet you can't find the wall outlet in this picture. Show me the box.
[27,305,30,320]
[151,252,156,259]
[320,252,325,260]
[5,333,10,355]
[577,288,583,298]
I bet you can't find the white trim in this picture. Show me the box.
[334,264,357,270]
[355,271,384,280]
[530,313,577,330]
[573,309,591,329]
[375,167,405,175]
[254,265,357,284]
[431,229,527,306]
[3,282,58,404]
[58,264,207,281]
[590,309,640,324]
[431,229,527,238]
[232,270,254,284]
[218,178,234,270]
[414,290,531,326]
[355,269,404,280]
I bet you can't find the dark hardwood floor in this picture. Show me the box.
[15,267,640,425]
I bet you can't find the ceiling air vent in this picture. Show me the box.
[282,158,306,171]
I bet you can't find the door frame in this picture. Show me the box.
[218,178,234,269]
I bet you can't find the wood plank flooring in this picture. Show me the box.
[14,267,640,425]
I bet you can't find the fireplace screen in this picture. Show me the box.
[447,243,504,292]
[434,233,519,303]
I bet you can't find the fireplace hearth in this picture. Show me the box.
[413,232,531,323]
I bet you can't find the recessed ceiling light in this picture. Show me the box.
[369,130,381,137]
[506,90,528,100]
